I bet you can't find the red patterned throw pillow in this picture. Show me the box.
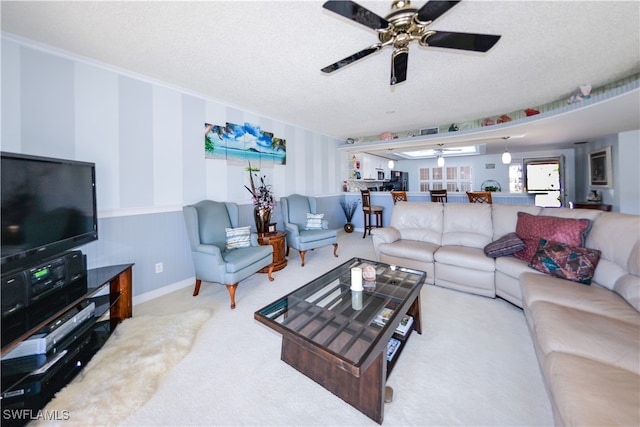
[484,233,526,258]
[514,212,592,262]
[528,239,601,284]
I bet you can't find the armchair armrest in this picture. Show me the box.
[371,226,401,244]
[285,222,300,236]
[250,233,260,246]
[195,243,224,263]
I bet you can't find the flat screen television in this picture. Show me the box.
[1,152,98,273]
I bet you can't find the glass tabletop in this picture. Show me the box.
[255,257,425,368]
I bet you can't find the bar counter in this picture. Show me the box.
[343,191,535,230]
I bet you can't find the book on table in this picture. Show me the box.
[386,337,401,362]
[373,307,394,327]
[395,315,414,336]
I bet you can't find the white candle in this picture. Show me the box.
[352,290,363,310]
[351,267,363,291]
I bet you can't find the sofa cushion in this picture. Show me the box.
[614,273,640,312]
[442,203,493,248]
[389,202,443,245]
[528,239,601,285]
[297,228,337,243]
[520,272,640,324]
[514,212,592,262]
[223,245,273,273]
[496,256,543,281]
[484,232,526,258]
[377,240,439,263]
[543,352,640,427]
[435,246,495,272]
[529,301,640,373]
[491,204,541,240]
[586,212,640,291]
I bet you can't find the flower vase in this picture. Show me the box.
[254,207,271,234]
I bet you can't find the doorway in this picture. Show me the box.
[523,156,566,207]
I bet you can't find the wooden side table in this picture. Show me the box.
[257,231,288,272]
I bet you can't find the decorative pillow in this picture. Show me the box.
[225,226,251,249]
[484,233,526,258]
[528,239,602,285]
[305,213,324,230]
[514,212,592,262]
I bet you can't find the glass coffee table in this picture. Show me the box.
[254,257,425,423]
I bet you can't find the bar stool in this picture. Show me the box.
[430,189,448,203]
[466,191,493,204]
[361,189,383,238]
[390,191,408,205]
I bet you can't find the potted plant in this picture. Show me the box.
[340,199,359,233]
[245,162,275,233]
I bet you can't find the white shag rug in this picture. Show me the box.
[34,308,212,426]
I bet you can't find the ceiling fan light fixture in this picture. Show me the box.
[321,0,502,85]
[437,155,445,167]
[388,160,395,169]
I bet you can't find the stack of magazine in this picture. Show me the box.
[373,307,414,336]
[374,307,415,363]
[395,314,414,336]
[387,337,401,362]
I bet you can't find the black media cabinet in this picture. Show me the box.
[1,264,133,427]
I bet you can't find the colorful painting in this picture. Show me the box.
[205,122,286,167]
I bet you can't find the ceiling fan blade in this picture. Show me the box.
[424,31,501,52]
[416,1,461,23]
[321,45,382,73]
[390,47,409,86]
[323,0,389,31]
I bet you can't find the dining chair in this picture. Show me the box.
[466,191,493,204]
[390,191,408,205]
[430,189,448,203]
[361,189,384,238]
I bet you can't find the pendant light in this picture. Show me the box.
[501,149,512,164]
[501,137,512,164]
[388,160,395,169]
[437,155,445,167]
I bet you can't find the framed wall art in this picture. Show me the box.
[589,146,612,188]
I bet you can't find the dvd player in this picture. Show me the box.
[1,301,95,360]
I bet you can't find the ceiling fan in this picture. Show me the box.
[321,0,501,85]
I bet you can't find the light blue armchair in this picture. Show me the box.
[183,200,274,309]
[280,194,339,266]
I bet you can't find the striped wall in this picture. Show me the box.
[1,36,343,299]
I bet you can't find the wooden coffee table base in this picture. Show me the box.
[281,334,386,424]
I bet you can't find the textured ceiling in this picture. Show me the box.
[2,1,639,155]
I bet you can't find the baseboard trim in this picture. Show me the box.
[133,277,195,306]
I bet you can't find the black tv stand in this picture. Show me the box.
[1,264,133,427]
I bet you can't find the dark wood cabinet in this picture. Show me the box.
[1,264,133,426]
[570,202,612,211]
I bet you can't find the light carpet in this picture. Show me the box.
[41,231,554,426]
[121,232,553,426]
[36,308,212,426]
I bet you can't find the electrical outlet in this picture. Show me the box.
[155,262,163,274]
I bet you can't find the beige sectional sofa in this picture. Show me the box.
[371,202,640,426]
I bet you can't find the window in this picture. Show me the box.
[509,164,523,192]
[419,166,473,192]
